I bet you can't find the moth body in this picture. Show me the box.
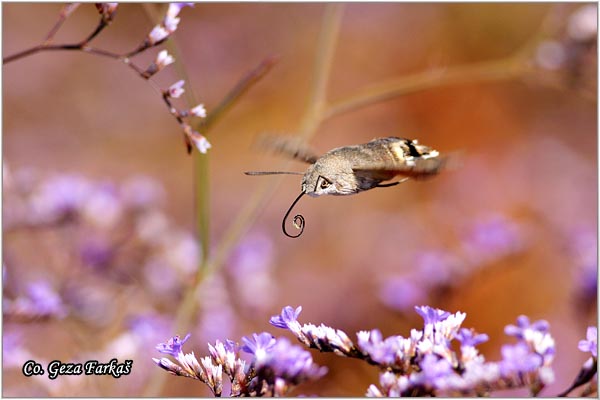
[301,137,442,197]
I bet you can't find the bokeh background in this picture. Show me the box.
[2,2,597,397]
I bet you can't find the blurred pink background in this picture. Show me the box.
[3,3,597,397]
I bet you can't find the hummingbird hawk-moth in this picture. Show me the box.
[245,136,444,238]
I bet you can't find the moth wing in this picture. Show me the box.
[352,156,446,180]
[255,134,319,164]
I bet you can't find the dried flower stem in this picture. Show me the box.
[3,4,198,153]
[43,3,80,44]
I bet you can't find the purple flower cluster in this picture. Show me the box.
[4,281,67,321]
[3,167,207,325]
[270,305,558,396]
[154,332,326,396]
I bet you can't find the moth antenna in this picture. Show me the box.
[282,191,306,238]
[245,171,304,176]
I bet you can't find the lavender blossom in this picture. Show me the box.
[270,305,558,397]
[188,131,212,154]
[148,25,169,45]
[156,333,191,358]
[155,50,175,69]
[456,328,489,349]
[167,3,194,18]
[579,326,598,358]
[168,80,185,98]
[29,174,91,222]
[79,236,114,269]
[504,315,550,338]
[251,337,328,384]
[270,305,302,329]
[415,305,451,325]
[241,332,276,361]
[190,104,207,118]
[8,280,68,320]
[154,332,326,396]
[499,342,542,375]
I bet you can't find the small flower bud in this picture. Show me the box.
[167,3,194,19]
[156,50,175,69]
[190,104,207,118]
[148,25,169,45]
[168,80,185,98]
[189,132,212,154]
[164,15,180,33]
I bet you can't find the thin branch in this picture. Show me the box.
[43,3,80,44]
[322,3,577,122]
[323,58,528,121]
[199,55,280,131]
[4,5,115,64]
[81,19,109,45]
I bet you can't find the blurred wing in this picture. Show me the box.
[353,155,447,181]
[256,134,319,164]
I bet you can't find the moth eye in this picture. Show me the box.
[320,179,330,189]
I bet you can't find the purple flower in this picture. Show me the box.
[16,281,67,318]
[189,131,211,154]
[168,80,185,98]
[190,104,207,118]
[504,315,549,339]
[270,306,302,329]
[156,333,191,358]
[163,15,180,33]
[79,236,113,269]
[241,332,276,359]
[415,305,451,326]
[148,25,169,44]
[419,354,456,389]
[30,174,91,221]
[499,343,542,375]
[256,337,327,381]
[357,330,413,366]
[578,326,597,358]
[167,2,194,18]
[456,328,489,348]
[155,50,175,69]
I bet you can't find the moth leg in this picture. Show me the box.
[376,178,409,188]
